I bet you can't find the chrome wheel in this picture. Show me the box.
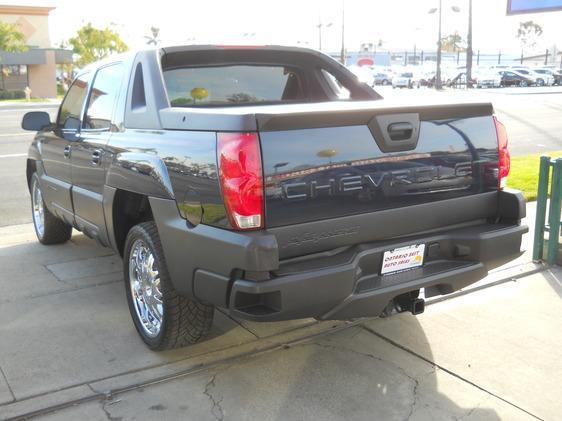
[129,239,163,337]
[32,179,45,239]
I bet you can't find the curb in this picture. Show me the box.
[426,261,546,305]
[0,103,60,110]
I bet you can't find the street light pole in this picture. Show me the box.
[317,21,333,51]
[340,0,345,64]
[436,0,443,89]
[430,2,459,89]
[466,0,473,88]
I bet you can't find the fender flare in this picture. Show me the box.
[105,152,175,200]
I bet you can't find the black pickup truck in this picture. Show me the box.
[22,45,526,350]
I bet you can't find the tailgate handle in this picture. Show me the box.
[368,113,420,152]
[387,122,413,141]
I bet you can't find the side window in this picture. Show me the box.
[57,72,90,130]
[320,69,351,100]
[84,63,124,130]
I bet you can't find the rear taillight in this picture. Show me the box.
[217,132,264,230]
[494,116,510,189]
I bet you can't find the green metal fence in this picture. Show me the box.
[533,156,562,264]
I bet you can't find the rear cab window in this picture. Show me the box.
[159,47,381,106]
[320,69,351,100]
[163,65,306,106]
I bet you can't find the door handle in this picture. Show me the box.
[91,150,102,166]
[63,145,71,159]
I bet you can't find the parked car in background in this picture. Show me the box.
[533,68,560,85]
[413,71,435,88]
[513,69,552,86]
[499,70,534,87]
[441,67,464,87]
[474,71,502,88]
[554,70,562,85]
[348,64,374,84]
[392,72,413,88]
[372,72,392,86]
[488,65,510,71]
[447,72,475,88]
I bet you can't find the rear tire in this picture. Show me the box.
[30,173,72,245]
[124,221,214,350]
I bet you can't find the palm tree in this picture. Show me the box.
[144,27,160,46]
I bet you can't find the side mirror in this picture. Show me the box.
[21,111,52,131]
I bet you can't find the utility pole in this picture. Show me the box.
[318,20,322,51]
[340,0,345,64]
[435,0,443,89]
[430,2,459,89]
[317,20,333,51]
[466,0,473,88]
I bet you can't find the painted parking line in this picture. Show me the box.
[0,153,26,158]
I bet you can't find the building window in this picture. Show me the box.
[0,65,27,76]
[0,65,29,91]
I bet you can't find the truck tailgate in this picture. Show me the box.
[258,102,500,229]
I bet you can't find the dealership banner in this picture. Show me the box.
[507,0,562,14]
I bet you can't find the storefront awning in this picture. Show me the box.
[0,48,73,65]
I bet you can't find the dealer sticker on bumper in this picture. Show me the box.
[381,244,426,275]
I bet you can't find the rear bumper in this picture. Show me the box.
[150,190,527,322]
[228,222,526,321]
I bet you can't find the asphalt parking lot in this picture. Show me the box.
[1,89,562,420]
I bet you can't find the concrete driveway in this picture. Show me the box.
[0,218,560,420]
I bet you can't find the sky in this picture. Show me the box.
[11,0,562,54]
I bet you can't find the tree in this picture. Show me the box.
[55,41,75,94]
[0,21,27,91]
[68,23,128,67]
[516,20,543,52]
[0,20,26,52]
[441,33,465,52]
